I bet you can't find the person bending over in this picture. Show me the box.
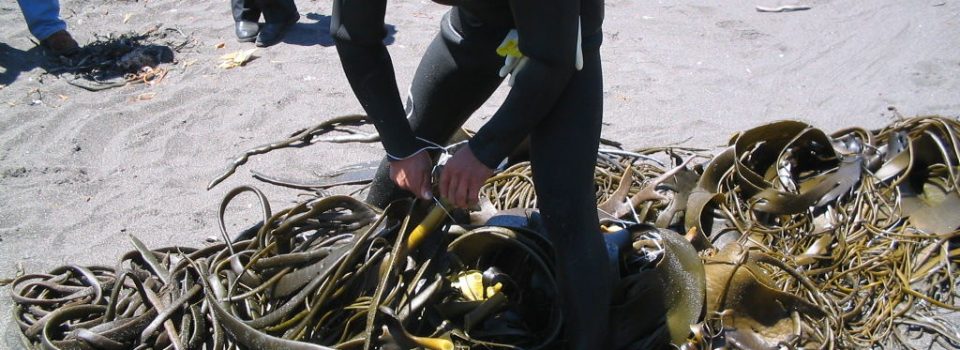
[331,0,610,348]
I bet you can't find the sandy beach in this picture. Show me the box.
[1,0,958,347]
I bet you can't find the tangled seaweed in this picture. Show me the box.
[8,115,960,349]
[691,116,960,349]
[49,25,193,91]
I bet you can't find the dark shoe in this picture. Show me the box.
[235,20,259,42]
[255,14,299,47]
[41,30,80,57]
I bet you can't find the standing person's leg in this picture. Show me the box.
[16,0,65,40]
[260,0,298,22]
[528,45,610,349]
[255,0,299,47]
[16,0,78,55]
[365,8,509,208]
[231,0,261,42]
[231,0,261,23]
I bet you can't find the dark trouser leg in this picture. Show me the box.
[528,47,610,349]
[254,0,298,46]
[365,8,509,208]
[256,0,298,23]
[231,0,260,22]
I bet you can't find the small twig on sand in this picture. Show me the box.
[756,4,811,12]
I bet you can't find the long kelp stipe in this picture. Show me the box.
[8,115,960,349]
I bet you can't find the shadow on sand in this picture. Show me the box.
[283,13,397,47]
[0,42,58,86]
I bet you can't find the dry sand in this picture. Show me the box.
[1,0,958,347]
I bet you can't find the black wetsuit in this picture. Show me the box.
[332,1,609,348]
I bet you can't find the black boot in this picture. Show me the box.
[235,21,259,42]
[255,0,299,47]
[231,0,261,42]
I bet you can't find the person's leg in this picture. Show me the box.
[365,8,509,208]
[232,0,261,42]
[254,0,299,46]
[528,46,610,349]
[17,0,78,56]
[257,0,298,23]
[16,0,66,40]
[231,0,261,22]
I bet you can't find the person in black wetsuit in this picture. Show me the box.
[331,0,609,348]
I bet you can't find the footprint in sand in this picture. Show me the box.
[715,20,769,41]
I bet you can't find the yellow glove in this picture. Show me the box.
[495,29,521,58]
[496,18,583,86]
[496,29,528,86]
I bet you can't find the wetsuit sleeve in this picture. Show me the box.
[331,0,422,159]
[468,0,583,169]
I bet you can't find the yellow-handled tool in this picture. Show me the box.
[406,204,447,249]
[405,150,461,249]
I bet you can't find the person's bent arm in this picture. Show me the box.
[332,0,433,199]
[441,0,585,208]
[467,0,583,169]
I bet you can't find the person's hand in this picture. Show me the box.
[440,146,494,209]
[389,151,433,200]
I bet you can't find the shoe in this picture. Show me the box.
[235,20,259,42]
[255,14,299,47]
[41,30,80,57]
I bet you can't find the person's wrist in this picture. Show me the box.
[466,140,501,170]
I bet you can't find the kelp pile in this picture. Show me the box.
[8,115,960,349]
[51,25,192,91]
[689,116,960,349]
